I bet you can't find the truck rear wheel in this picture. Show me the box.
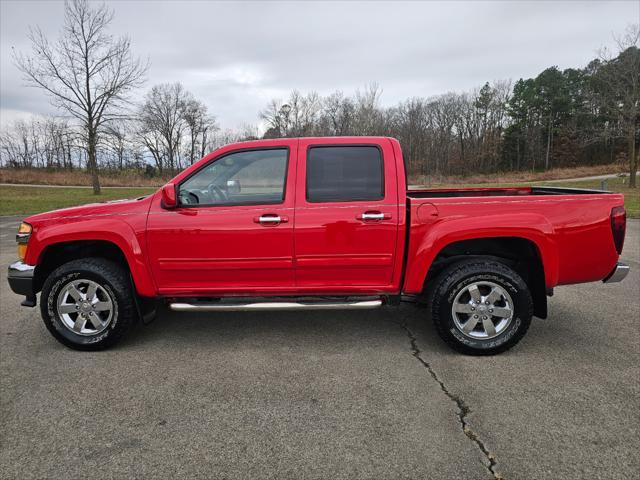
[40,258,136,350]
[428,260,533,355]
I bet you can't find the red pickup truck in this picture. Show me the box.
[8,137,629,354]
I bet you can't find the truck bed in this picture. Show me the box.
[403,184,625,293]
[408,186,613,198]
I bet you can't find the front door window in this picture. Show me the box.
[178,148,288,206]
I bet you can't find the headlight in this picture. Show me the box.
[17,222,32,261]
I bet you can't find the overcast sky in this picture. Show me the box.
[1,0,638,131]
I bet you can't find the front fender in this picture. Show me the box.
[403,212,559,294]
[25,217,156,297]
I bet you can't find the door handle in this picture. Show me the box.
[254,214,288,225]
[357,211,391,221]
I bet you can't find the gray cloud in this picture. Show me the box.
[1,0,637,129]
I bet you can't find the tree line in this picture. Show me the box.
[259,27,638,186]
[1,0,638,191]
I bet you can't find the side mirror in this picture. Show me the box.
[161,183,177,209]
[226,179,241,194]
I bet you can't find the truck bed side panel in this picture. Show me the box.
[403,193,624,294]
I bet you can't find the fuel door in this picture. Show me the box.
[416,202,439,223]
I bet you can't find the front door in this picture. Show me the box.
[293,139,400,290]
[146,143,297,295]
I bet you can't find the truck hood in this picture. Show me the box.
[24,194,155,224]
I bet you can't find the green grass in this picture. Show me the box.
[0,186,157,216]
[532,177,639,218]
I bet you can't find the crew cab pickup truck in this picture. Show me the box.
[8,137,630,354]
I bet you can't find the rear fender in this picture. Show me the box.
[404,213,559,294]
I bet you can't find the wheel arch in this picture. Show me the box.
[413,235,552,319]
[32,232,156,297]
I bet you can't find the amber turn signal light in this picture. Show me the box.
[17,243,28,261]
[18,222,32,235]
[16,222,32,261]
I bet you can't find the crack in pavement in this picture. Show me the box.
[394,319,503,480]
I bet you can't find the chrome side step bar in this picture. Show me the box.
[169,299,383,312]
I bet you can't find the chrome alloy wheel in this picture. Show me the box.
[56,279,114,336]
[451,281,514,339]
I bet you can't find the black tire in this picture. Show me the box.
[40,258,137,350]
[428,260,533,355]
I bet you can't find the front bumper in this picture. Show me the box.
[603,262,630,283]
[7,261,36,307]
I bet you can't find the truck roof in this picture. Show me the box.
[221,136,395,150]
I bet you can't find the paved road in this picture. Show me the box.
[1,216,638,479]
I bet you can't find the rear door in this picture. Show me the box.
[293,138,400,290]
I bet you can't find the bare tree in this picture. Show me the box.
[0,120,34,168]
[207,128,243,151]
[138,125,166,174]
[139,82,192,172]
[199,116,218,159]
[594,24,639,187]
[138,84,216,173]
[103,119,132,170]
[260,91,322,138]
[260,99,288,138]
[353,83,384,135]
[13,0,147,193]
[0,116,78,169]
[321,91,355,135]
[182,99,216,164]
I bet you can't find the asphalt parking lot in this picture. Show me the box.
[1,216,638,479]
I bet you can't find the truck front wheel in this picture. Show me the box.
[428,260,533,355]
[40,258,136,350]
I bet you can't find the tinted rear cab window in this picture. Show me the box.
[306,146,384,202]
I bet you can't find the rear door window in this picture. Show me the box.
[306,146,384,202]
